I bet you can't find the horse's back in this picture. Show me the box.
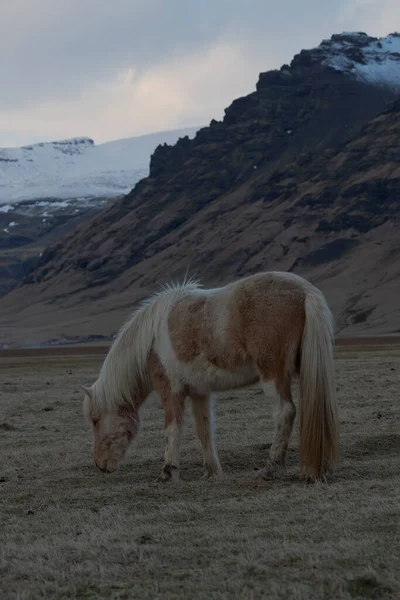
[166,272,308,383]
[231,272,308,331]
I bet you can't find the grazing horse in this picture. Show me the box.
[82,271,339,483]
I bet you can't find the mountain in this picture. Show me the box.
[0,127,200,204]
[1,32,400,347]
[299,31,400,88]
[0,127,200,295]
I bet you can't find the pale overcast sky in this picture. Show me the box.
[0,0,397,147]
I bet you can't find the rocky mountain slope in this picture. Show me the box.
[1,32,399,347]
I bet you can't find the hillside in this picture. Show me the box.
[1,32,399,347]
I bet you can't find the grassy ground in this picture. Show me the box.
[0,345,399,599]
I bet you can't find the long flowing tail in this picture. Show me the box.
[299,287,339,479]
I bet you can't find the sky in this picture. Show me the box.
[0,0,398,147]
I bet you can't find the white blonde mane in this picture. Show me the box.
[92,278,201,413]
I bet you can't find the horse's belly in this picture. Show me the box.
[179,356,259,395]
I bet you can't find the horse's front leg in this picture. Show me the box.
[160,392,185,484]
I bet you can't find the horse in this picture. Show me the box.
[82,271,339,483]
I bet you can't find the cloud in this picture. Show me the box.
[0,40,280,144]
[0,0,396,146]
[0,0,236,110]
[339,0,400,34]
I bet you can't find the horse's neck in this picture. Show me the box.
[103,341,153,406]
[129,372,152,410]
[98,289,177,409]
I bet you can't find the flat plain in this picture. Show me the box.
[0,342,399,599]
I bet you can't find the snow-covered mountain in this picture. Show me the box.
[0,126,200,205]
[306,32,400,88]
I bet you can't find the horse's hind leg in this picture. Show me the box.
[160,393,185,484]
[258,377,296,480]
[191,394,222,478]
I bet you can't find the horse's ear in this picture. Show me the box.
[81,385,93,400]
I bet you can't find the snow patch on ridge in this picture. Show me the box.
[320,32,400,89]
[0,127,200,206]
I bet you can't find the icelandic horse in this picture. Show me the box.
[82,271,339,483]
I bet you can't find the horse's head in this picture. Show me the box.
[82,385,139,473]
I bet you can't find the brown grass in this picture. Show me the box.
[0,345,399,599]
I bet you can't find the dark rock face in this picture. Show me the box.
[1,35,400,342]
[26,60,396,288]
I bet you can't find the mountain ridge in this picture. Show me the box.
[0,126,200,204]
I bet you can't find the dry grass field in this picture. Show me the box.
[1,343,399,599]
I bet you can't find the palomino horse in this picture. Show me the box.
[82,271,339,482]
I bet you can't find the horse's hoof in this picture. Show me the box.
[254,468,272,481]
[255,464,286,481]
[304,473,328,484]
[158,464,180,484]
[202,463,222,480]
